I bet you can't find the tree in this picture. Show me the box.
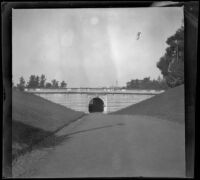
[157,76,162,82]
[60,81,67,88]
[27,75,35,88]
[51,79,59,88]
[143,77,150,83]
[126,77,167,90]
[39,74,46,88]
[45,82,52,88]
[27,75,40,88]
[157,56,170,77]
[35,76,40,87]
[157,26,184,88]
[17,76,26,91]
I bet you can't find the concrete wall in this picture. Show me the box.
[35,93,154,113]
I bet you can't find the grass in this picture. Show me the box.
[12,90,85,160]
[112,85,184,124]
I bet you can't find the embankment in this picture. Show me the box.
[12,90,85,160]
[113,85,184,124]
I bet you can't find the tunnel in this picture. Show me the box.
[89,97,104,113]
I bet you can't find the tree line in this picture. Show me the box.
[14,74,67,91]
[126,76,168,90]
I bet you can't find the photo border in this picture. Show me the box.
[2,1,197,178]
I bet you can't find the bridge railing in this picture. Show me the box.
[25,88,165,95]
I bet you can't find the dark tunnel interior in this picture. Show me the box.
[89,97,104,113]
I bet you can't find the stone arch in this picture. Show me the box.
[88,97,104,113]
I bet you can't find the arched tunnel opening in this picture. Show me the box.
[89,97,104,113]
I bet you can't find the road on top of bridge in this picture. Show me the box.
[13,113,185,178]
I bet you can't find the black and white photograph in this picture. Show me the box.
[2,1,198,178]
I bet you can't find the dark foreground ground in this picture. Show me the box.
[12,85,185,177]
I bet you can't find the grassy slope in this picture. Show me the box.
[113,85,184,124]
[12,90,84,131]
[12,90,85,159]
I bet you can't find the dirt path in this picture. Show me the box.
[13,113,185,178]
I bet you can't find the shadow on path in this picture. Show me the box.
[63,122,125,137]
[13,118,124,161]
[33,123,125,154]
[56,123,125,137]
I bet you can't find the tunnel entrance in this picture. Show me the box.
[89,97,104,113]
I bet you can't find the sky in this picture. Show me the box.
[12,7,183,87]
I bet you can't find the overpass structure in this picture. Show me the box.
[25,88,164,113]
